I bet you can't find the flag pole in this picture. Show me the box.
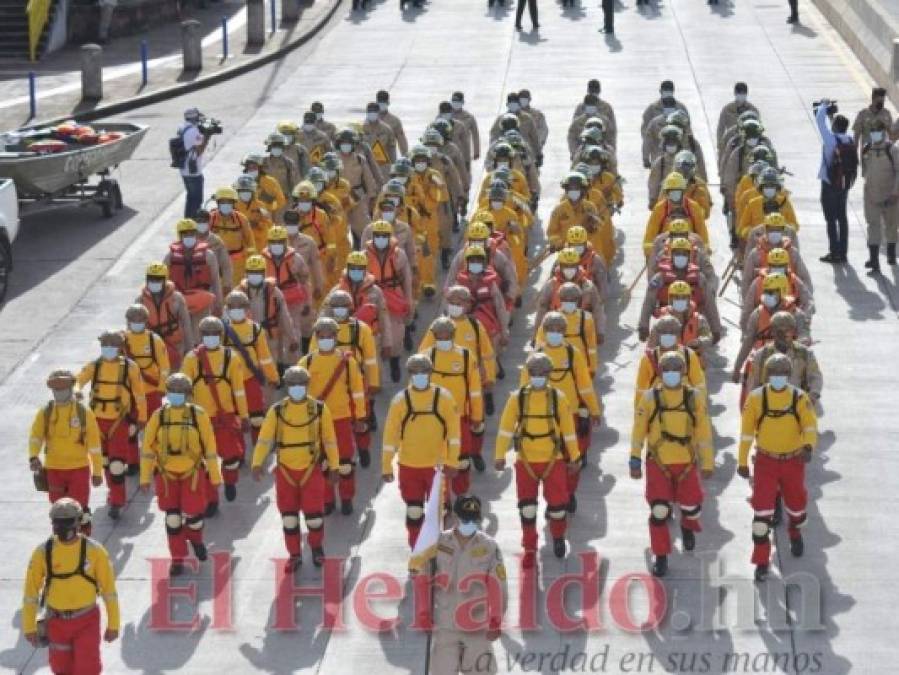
[423,466,445,675]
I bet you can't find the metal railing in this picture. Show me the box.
[26,0,52,62]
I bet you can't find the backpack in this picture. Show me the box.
[169,127,188,169]
[829,138,858,190]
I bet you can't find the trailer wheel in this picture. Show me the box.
[97,180,114,218]
[111,180,123,210]
[0,234,11,306]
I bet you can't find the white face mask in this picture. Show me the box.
[668,190,683,202]
[315,112,323,122]
[468,262,484,274]
[561,301,578,314]
[269,243,285,256]
[414,162,428,173]
[763,187,777,199]
[495,161,510,171]
[767,230,783,245]
[381,210,396,223]
[673,254,689,269]
[508,102,520,113]
[238,191,253,203]
[451,100,463,110]
[545,331,564,347]
[762,292,778,308]
[218,203,234,216]
[447,304,464,318]
[53,389,73,404]
[735,94,747,105]
[326,170,337,181]
[871,131,885,144]
[288,385,307,401]
[490,200,504,211]
[228,308,246,322]
[285,225,299,236]
[562,267,578,280]
[181,236,197,249]
[659,333,677,348]
[411,373,430,390]
[573,244,586,256]
[435,339,453,351]
[303,124,316,133]
[313,182,325,194]
[770,266,787,276]
[129,322,146,333]
[283,134,295,144]
[665,144,679,155]
[366,113,379,123]
[246,170,259,179]
[248,273,265,286]
[567,190,582,202]
[671,298,689,313]
[374,235,390,250]
[585,105,598,115]
[101,346,119,360]
[746,137,759,147]
[440,112,453,121]
[769,375,789,391]
[530,375,547,389]
[196,221,210,235]
[662,371,682,388]
[202,335,220,349]
[297,201,312,213]
[378,102,388,112]
[339,143,353,154]
[520,98,531,108]
[318,337,336,352]
[333,306,349,320]
[147,281,164,294]
[270,148,283,158]
[457,521,478,537]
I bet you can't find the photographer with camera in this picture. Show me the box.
[816,99,855,264]
[171,108,218,218]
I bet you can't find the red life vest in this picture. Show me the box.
[754,296,797,348]
[579,245,602,281]
[168,242,213,292]
[141,282,182,345]
[263,248,307,306]
[456,269,502,337]
[548,270,591,310]
[655,257,703,312]
[658,303,702,347]
[662,198,697,229]
[366,243,410,318]
[338,274,380,334]
[299,208,328,252]
[752,269,799,306]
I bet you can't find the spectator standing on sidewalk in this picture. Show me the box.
[179,108,209,219]
[816,99,855,264]
[97,0,117,44]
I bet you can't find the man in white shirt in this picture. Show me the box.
[178,107,209,218]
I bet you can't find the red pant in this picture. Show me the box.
[163,341,182,370]
[452,416,476,496]
[155,471,208,560]
[750,453,807,566]
[214,414,245,486]
[47,605,101,675]
[276,465,326,554]
[97,417,130,507]
[645,460,704,556]
[399,464,444,549]
[515,460,569,552]
[324,417,358,506]
[244,378,266,444]
[47,466,91,507]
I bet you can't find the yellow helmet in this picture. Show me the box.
[763,273,788,292]
[670,237,692,252]
[277,120,299,134]
[466,221,491,241]
[214,186,239,202]
[668,280,692,297]
[764,212,787,228]
[471,210,495,229]
[347,251,368,267]
[464,244,487,260]
[176,218,198,234]
[557,247,581,266]
[146,261,168,278]
[245,255,267,273]
[267,225,288,242]
[292,181,318,200]
[668,219,691,236]
[371,220,394,235]
[565,226,589,245]
[766,247,790,266]
[662,172,687,191]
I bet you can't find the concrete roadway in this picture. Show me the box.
[0,0,895,672]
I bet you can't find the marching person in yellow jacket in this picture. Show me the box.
[209,186,257,284]
[180,317,249,511]
[738,354,817,582]
[22,499,119,673]
[546,173,601,251]
[76,331,146,520]
[534,283,599,377]
[299,318,368,515]
[420,317,484,497]
[495,353,581,568]
[643,173,709,255]
[222,290,280,444]
[252,367,339,571]
[140,374,221,576]
[630,351,713,578]
[634,315,706,406]
[314,291,380,471]
[235,174,275,253]
[123,305,171,419]
[522,312,602,512]
[381,354,461,549]
[30,370,103,534]
[406,145,449,295]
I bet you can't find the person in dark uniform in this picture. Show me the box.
[515,0,538,30]
[601,0,614,33]
[787,0,798,23]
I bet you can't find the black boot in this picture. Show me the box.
[553,538,566,558]
[681,527,695,552]
[652,555,668,577]
[567,494,577,513]
[205,501,219,518]
[496,362,505,380]
[889,243,897,265]
[190,540,208,562]
[312,547,326,567]
[754,564,769,582]
[300,337,311,356]
[170,561,185,577]
[471,454,486,472]
[284,555,302,573]
[403,324,414,352]
[441,248,452,271]
[224,483,237,501]
[358,448,371,468]
[368,401,378,431]
[865,245,880,272]
[390,357,401,383]
[484,391,495,416]
[790,534,804,557]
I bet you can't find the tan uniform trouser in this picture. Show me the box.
[430,629,497,675]
[864,195,899,245]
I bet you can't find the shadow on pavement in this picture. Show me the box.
[831,263,886,322]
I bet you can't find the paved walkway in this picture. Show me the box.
[0,0,895,672]
[0,0,337,132]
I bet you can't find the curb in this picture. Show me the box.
[28,0,343,128]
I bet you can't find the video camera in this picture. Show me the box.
[813,100,838,116]
[197,116,223,137]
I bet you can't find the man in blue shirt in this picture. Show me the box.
[817,99,853,263]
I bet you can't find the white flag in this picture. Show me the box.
[409,466,444,572]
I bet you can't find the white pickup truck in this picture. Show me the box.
[0,178,19,304]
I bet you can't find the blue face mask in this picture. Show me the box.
[662,371,682,388]
[167,393,186,407]
[411,373,430,390]
[468,262,484,275]
[769,375,789,391]
[545,331,564,347]
[100,346,119,360]
[457,521,478,537]
[318,337,336,352]
[202,335,220,349]
[530,376,547,389]
[348,269,365,283]
[288,385,307,401]
[659,333,677,348]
